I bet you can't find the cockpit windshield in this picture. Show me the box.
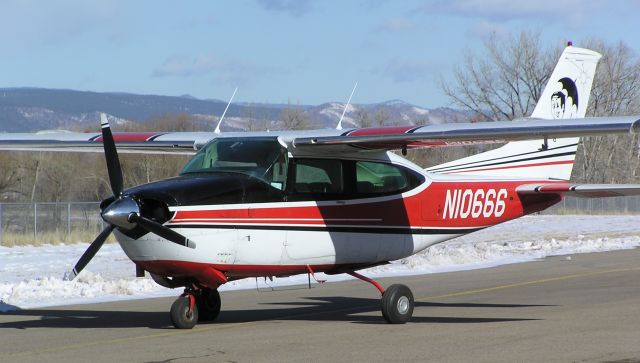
[180,137,288,190]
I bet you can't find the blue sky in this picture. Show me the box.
[1,0,639,108]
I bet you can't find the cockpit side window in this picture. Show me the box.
[181,137,288,191]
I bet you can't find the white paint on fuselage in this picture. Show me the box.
[112,150,480,272]
[114,225,465,271]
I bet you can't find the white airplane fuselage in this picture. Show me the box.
[115,149,562,288]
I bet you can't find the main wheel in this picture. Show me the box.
[381,284,414,324]
[197,288,221,322]
[170,295,198,329]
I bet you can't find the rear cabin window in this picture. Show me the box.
[356,161,414,195]
[289,158,422,200]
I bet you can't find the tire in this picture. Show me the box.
[197,288,221,322]
[170,295,198,329]
[381,284,414,324]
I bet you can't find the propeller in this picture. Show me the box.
[64,114,194,281]
[100,113,123,198]
[128,213,196,249]
[63,225,115,281]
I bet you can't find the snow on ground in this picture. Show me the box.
[2,215,640,312]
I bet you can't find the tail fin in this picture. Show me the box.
[427,45,602,180]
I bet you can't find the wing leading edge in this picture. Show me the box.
[292,116,640,152]
[3,115,640,155]
[0,130,211,154]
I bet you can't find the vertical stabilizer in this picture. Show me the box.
[530,46,601,119]
[427,45,601,180]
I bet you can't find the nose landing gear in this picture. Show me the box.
[170,286,221,329]
[170,289,198,329]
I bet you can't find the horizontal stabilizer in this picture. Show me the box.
[517,183,640,198]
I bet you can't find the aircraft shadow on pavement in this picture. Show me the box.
[0,296,550,329]
[0,309,169,330]
[244,296,549,325]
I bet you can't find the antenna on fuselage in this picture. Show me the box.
[214,86,238,134]
[336,81,358,131]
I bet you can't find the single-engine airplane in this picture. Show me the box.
[2,45,640,328]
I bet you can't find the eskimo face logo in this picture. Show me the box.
[551,77,579,119]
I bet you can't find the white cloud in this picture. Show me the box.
[423,0,636,33]
[431,0,586,21]
[371,59,437,83]
[465,20,509,39]
[152,54,285,86]
[374,17,416,33]
[255,0,313,17]
[153,55,222,78]
[0,1,120,48]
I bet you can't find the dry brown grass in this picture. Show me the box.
[0,230,116,247]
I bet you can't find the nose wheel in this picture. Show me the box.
[170,287,222,329]
[170,291,198,329]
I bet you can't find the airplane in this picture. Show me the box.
[2,44,640,329]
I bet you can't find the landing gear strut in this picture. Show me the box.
[348,271,414,324]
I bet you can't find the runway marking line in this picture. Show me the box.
[4,265,640,359]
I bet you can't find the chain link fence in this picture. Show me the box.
[0,202,103,245]
[542,196,640,215]
[1,197,640,245]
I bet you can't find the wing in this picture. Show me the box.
[0,130,216,154]
[517,183,640,198]
[291,116,640,152]
[3,115,640,155]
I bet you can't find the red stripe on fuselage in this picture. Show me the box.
[170,180,566,229]
[346,126,416,136]
[93,132,162,142]
[136,259,337,279]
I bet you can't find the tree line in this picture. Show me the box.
[409,31,640,183]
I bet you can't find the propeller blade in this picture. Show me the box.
[63,224,115,281]
[128,213,196,249]
[100,113,124,197]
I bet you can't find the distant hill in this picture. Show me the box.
[0,88,469,132]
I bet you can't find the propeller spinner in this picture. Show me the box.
[64,114,195,281]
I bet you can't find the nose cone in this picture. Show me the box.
[102,197,140,230]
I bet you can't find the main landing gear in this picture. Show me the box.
[168,273,414,328]
[347,271,415,324]
[170,286,221,329]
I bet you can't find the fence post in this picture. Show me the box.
[34,203,37,241]
[67,202,71,239]
[0,203,3,245]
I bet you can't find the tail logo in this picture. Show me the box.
[551,77,579,119]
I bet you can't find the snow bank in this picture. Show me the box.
[1,215,639,311]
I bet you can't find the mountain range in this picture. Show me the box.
[0,88,469,132]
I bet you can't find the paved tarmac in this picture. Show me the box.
[1,248,640,363]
